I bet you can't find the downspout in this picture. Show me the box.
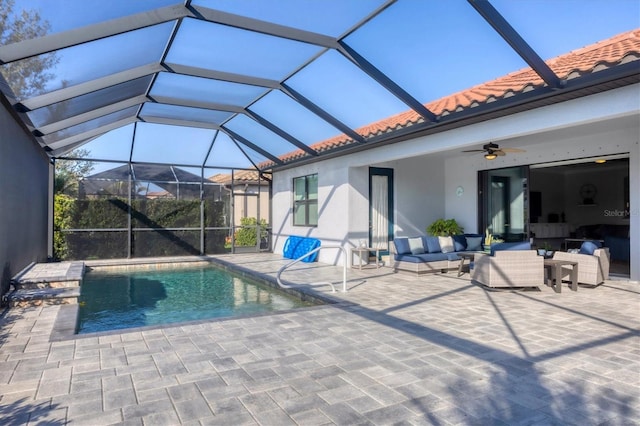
[47,159,55,261]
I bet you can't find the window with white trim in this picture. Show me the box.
[293,174,318,226]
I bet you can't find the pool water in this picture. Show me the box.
[77,266,316,334]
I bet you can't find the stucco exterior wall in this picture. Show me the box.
[271,84,639,281]
[379,156,445,237]
[0,102,50,296]
[272,160,349,265]
[271,153,446,265]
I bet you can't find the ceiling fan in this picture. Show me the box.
[462,142,525,160]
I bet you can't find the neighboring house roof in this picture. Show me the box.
[83,164,205,198]
[146,190,171,199]
[208,170,271,185]
[86,164,203,183]
[267,29,640,167]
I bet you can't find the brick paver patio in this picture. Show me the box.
[1,254,638,425]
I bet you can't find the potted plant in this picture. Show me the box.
[427,218,464,236]
[484,228,504,247]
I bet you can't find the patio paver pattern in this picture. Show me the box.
[0,254,638,425]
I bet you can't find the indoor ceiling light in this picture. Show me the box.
[595,159,606,163]
[484,152,497,160]
[530,153,629,169]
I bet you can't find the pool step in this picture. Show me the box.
[7,287,81,308]
[5,261,84,308]
[14,279,82,290]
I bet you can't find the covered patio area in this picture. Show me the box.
[1,255,638,424]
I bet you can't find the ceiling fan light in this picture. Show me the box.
[485,153,497,160]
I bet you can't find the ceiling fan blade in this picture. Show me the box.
[495,150,506,156]
[461,149,486,153]
[501,147,526,153]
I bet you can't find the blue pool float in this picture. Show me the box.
[283,236,321,262]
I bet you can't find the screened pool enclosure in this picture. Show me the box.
[55,160,271,260]
[1,0,637,260]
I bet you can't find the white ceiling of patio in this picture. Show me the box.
[0,0,638,172]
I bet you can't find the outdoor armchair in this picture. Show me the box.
[552,247,610,286]
[472,250,543,288]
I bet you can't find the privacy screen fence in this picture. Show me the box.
[54,160,271,260]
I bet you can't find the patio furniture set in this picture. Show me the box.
[390,235,609,292]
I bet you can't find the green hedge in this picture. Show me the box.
[132,199,200,228]
[53,194,75,260]
[63,231,128,260]
[73,198,128,228]
[54,196,229,260]
[234,217,269,247]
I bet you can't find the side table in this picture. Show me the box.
[351,247,381,270]
[543,259,579,292]
[457,252,476,277]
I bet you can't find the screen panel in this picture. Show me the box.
[166,18,322,81]
[131,123,214,166]
[1,23,172,99]
[192,0,386,37]
[345,0,527,105]
[492,0,640,61]
[150,73,267,106]
[285,50,408,131]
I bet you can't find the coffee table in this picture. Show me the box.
[544,259,579,292]
[457,252,476,277]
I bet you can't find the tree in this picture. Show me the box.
[53,148,94,260]
[55,148,94,195]
[0,0,58,100]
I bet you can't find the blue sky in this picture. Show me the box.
[14,0,640,174]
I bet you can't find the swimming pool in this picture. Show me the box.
[77,265,317,334]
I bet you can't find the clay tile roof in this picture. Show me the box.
[208,170,270,185]
[146,190,170,198]
[263,29,640,169]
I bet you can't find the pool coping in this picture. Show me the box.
[50,256,355,341]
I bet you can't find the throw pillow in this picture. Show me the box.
[408,237,425,254]
[579,241,599,255]
[424,236,441,253]
[452,234,467,251]
[465,236,482,251]
[438,236,455,253]
[394,238,411,255]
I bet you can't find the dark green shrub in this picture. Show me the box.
[53,194,75,260]
[74,198,128,228]
[131,199,200,228]
[133,230,200,257]
[427,218,464,236]
[235,217,268,247]
[53,195,231,260]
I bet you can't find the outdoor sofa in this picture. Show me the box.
[390,234,483,275]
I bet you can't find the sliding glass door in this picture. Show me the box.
[478,166,529,242]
